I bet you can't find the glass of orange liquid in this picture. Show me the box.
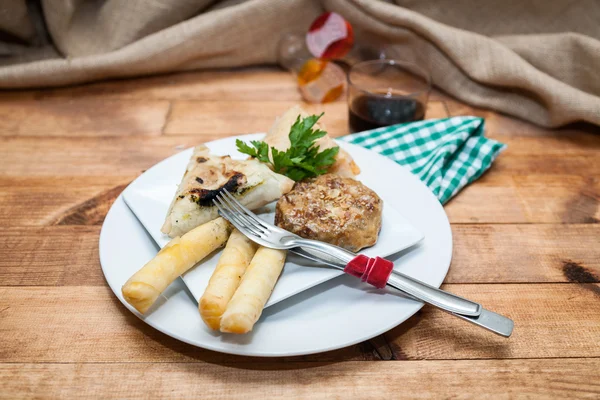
[347,59,431,133]
[278,33,346,103]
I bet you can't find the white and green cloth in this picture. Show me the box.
[339,116,506,204]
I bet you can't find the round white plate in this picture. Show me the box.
[99,135,452,357]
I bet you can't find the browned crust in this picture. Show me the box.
[275,174,382,252]
[188,172,246,207]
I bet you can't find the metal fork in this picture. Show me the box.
[213,190,514,337]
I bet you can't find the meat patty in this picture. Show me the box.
[275,174,382,252]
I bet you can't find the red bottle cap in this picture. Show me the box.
[306,12,354,60]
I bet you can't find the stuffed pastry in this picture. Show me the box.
[162,145,294,237]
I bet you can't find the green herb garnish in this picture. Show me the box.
[236,113,339,181]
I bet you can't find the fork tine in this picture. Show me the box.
[213,196,264,237]
[219,190,260,227]
[212,197,245,230]
[216,192,263,234]
[219,191,267,232]
[215,201,263,239]
[221,189,270,230]
[217,208,263,244]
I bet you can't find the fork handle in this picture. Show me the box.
[291,246,513,337]
[385,270,481,316]
[289,238,481,317]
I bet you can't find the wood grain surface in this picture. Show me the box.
[0,67,598,399]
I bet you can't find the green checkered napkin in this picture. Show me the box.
[338,116,506,204]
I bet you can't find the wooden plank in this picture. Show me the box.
[0,69,461,111]
[1,359,599,399]
[0,123,600,176]
[511,175,599,224]
[446,97,600,137]
[0,98,170,136]
[164,100,349,136]
[448,224,600,283]
[163,100,449,136]
[385,283,600,360]
[0,174,596,226]
[1,225,598,287]
[0,177,597,228]
[445,174,600,224]
[1,132,597,176]
[0,227,104,286]
[423,101,449,120]
[495,134,600,155]
[445,174,528,223]
[492,154,600,175]
[0,68,303,102]
[0,285,372,363]
[0,177,131,226]
[0,137,194,176]
[1,284,598,363]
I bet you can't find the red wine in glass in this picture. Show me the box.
[349,92,425,133]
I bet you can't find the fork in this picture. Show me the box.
[213,190,514,337]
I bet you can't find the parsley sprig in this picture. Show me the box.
[236,113,339,181]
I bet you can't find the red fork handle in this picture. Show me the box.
[344,255,394,289]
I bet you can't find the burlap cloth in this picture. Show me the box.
[1,0,599,128]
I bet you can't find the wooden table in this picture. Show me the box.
[1,67,599,399]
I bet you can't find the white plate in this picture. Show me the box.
[99,136,452,357]
[122,134,424,307]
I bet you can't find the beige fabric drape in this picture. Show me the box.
[1,0,599,128]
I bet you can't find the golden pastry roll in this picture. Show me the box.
[122,217,232,314]
[199,229,258,330]
[220,247,287,334]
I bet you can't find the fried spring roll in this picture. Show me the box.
[199,229,258,330]
[122,217,232,314]
[220,247,287,334]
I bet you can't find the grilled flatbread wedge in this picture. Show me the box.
[162,145,294,238]
[263,105,360,178]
